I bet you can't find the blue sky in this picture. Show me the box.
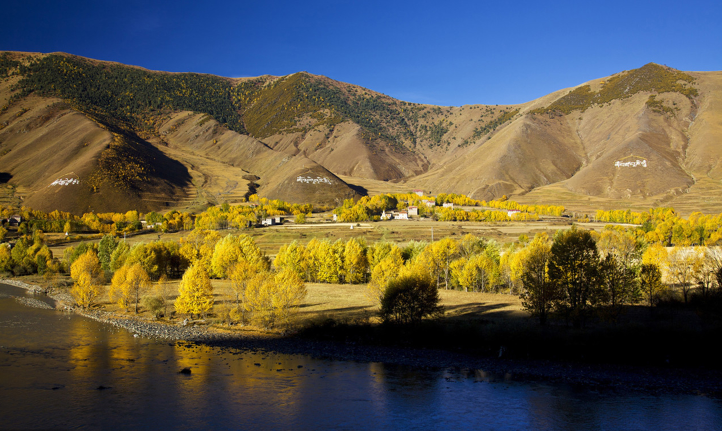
[2,0,720,106]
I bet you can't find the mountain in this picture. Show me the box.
[1,51,720,214]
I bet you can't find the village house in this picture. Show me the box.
[507,209,520,218]
[8,215,22,227]
[408,206,418,216]
[261,216,284,227]
[442,202,454,209]
[413,189,424,197]
[422,199,435,207]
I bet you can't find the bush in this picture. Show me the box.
[141,295,165,318]
[380,274,443,324]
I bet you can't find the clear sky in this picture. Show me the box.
[1,0,720,106]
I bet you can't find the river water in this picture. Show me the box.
[2,284,722,430]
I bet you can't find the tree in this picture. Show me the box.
[519,237,557,325]
[154,274,173,318]
[110,263,150,313]
[274,241,308,280]
[174,263,214,318]
[642,243,669,271]
[98,234,119,272]
[367,249,404,306]
[457,253,497,292]
[69,250,103,309]
[433,238,459,290]
[639,263,664,307]
[599,253,637,309]
[71,272,102,310]
[343,238,367,284]
[548,228,600,328]
[244,269,306,327]
[380,273,443,324]
[227,260,255,320]
[211,234,268,279]
[667,246,696,303]
[692,246,715,298]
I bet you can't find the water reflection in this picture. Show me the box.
[2,283,722,430]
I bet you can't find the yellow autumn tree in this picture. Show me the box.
[367,248,404,306]
[179,229,221,268]
[274,241,308,279]
[642,243,669,272]
[70,250,103,309]
[110,263,150,313]
[210,234,267,279]
[174,263,214,318]
[244,269,306,327]
[343,238,367,284]
[458,253,498,292]
[227,259,256,320]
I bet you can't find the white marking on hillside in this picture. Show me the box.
[49,178,80,186]
[47,172,81,187]
[296,175,333,185]
[615,156,647,168]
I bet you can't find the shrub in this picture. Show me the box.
[141,295,165,318]
[380,274,443,324]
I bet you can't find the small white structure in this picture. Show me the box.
[332,214,338,222]
[442,202,454,209]
[507,209,520,218]
[408,206,418,216]
[396,211,409,220]
[413,189,424,197]
[422,199,435,207]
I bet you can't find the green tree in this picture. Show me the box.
[599,253,637,309]
[98,234,119,272]
[548,228,600,328]
[519,237,557,325]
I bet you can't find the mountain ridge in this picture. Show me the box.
[1,51,720,214]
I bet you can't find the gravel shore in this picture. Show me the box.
[4,279,722,397]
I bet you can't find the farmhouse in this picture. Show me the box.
[7,215,22,227]
[261,216,283,227]
[442,202,454,209]
[408,206,418,216]
[507,209,520,218]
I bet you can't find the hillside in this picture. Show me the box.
[1,51,720,214]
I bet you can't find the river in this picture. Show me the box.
[2,283,722,430]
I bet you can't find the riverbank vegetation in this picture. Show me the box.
[5,193,722,367]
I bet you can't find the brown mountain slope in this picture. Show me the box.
[3,52,721,214]
[404,64,722,210]
[0,94,190,213]
[156,112,362,206]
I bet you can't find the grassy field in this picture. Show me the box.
[515,176,722,217]
[45,216,584,261]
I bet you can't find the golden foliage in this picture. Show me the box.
[174,263,214,317]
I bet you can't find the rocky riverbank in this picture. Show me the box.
[3,279,722,397]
